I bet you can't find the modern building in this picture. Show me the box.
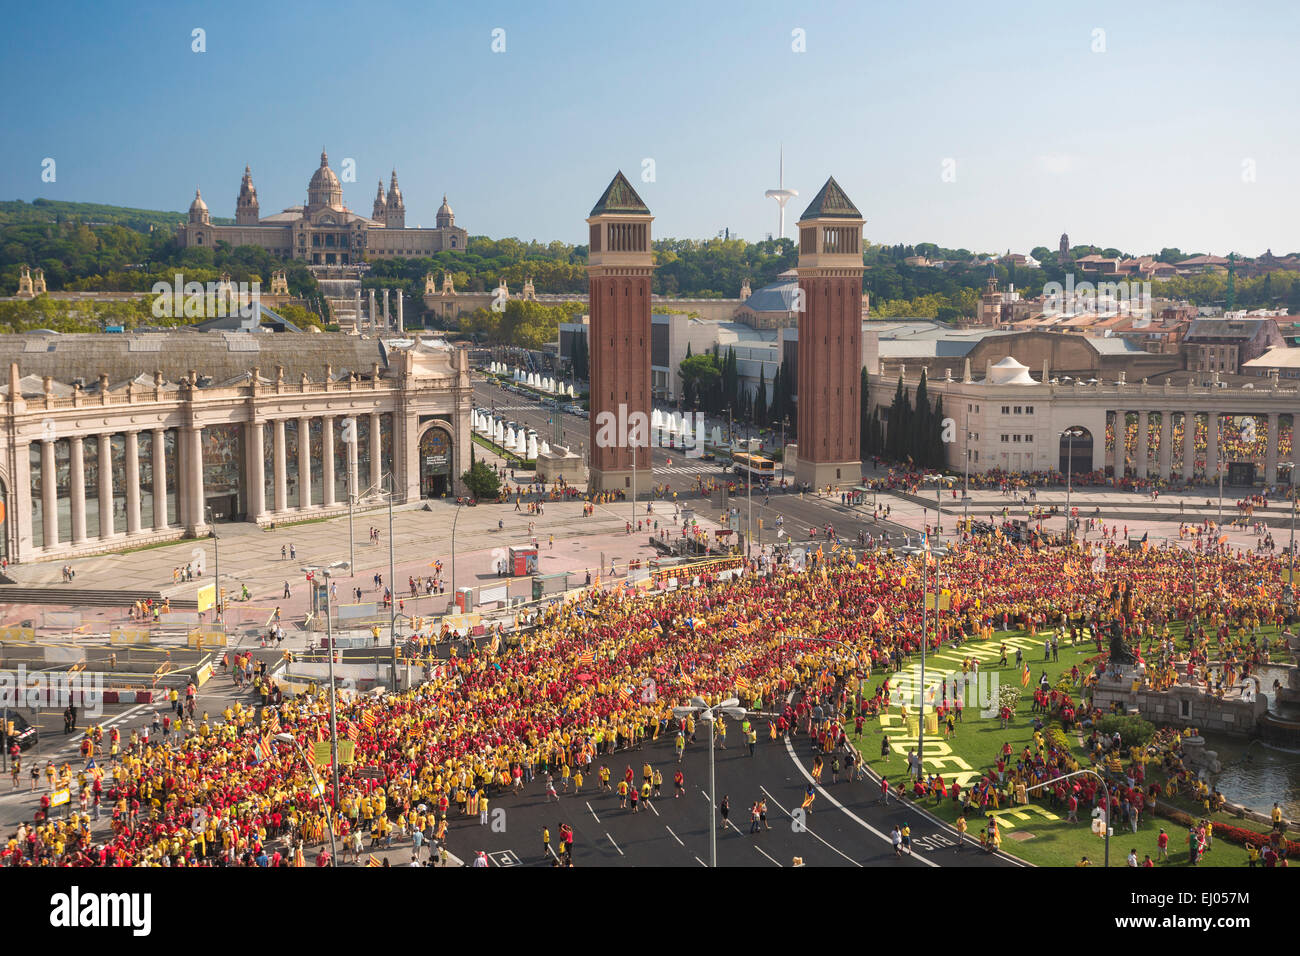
[176,152,468,265]
[0,331,471,565]
[586,171,654,492]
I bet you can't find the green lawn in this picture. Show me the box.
[850,631,1254,867]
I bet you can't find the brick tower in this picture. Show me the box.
[793,176,865,490]
[586,171,654,493]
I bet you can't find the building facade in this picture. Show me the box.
[872,358,1298,487]
[0,333,471,565]
[176,152,468,265]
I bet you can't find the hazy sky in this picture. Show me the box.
[3,0,1297,256]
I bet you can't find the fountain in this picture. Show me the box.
[1258,627,1300,749]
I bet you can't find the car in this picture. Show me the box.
[2,711,38,752]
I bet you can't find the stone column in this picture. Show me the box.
[354,288,362,328]
[69,436,87,545]
[1182,412,1196,481]
[247,421,266,519]
[1112,412,1125,478]
[382,288,390,330]
[298,417,312,509]
[1158,412,1172,481]
[41,439,58,548]
[395,291,403,334]
[1207,412,1219,479]
[1265,412,1280,485]
[368,289,377,330]
[369,412,382,491]
[190,426,206,531]
[98,434,115,538]
[124,432,141,535]
[152,429,168,531]
[322,416,336,507]
[1136,411,1149,478]
[273,419,287,513]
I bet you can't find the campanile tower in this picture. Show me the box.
[586,171,654,493]
[794,176,865,490]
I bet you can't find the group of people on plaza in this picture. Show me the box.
[2,513,1293,867]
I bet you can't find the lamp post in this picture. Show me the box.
[385,473,398,690]
[962,426,971,529]
[274,732,338,866]
[450,497,465,602]
[903,537,948,781]
[341,418,357,576]
[1062,427,1086,544]
[302,559,349,833]
[672,696,746,867]
[1027,768,1112,866]
[781,417,788,483]
[206,506,221,625]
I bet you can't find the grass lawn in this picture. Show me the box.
[849,630,1254,868]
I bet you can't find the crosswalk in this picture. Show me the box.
[655,463,723,476]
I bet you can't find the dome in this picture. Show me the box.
[437,195,452,216]
[189,188,208,213]
[307,150,343,209]
[986,356,1038,386]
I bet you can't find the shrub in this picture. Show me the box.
[998,684,1021,712]
[1097,714,1156,748]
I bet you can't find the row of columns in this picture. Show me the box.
[1110,410,1291,481]
[39,428,172,550]
[34,412,387,553]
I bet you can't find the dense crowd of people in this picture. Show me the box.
[1,535,1291,867]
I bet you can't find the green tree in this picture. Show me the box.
[461,458,501,500]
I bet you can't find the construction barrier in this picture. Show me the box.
[110,629,153,646]
[101,690,157,705]
[0,626,35,642]
[187,629,227,648]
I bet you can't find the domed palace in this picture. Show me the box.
[177,151,468,266]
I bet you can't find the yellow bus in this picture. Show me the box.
[732,452,775,483]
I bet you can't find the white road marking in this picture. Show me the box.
[586,801,600,823]
[647,800,660,816]
[605,832,624,856]
[754,845,782,866]
[759,785,861,868]
[694,856,707,867]
[665,826,684,846]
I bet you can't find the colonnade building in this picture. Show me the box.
[873,358,1299,487]
[0,333,471,565]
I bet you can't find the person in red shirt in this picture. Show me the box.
[1156,828,1169,861]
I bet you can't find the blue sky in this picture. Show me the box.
[3,0,1297,255]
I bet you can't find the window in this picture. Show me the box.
[1025,434,1033,442]
[1025,406,1034,414]
[1001,406,1010,415]
[1013,435,1021,443]
[1000,434,1009,443]
[1014,406,1022,414]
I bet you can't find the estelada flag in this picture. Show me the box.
[366,854,383,867]
[1021,666,1031,687]
[342,720,359,743]
[257,735,274,762]
[360,710,378,730]
[871,605,886,626]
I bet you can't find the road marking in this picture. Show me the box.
[665,826,684,846]
[605,832,624,856]
[759,785,862,868]
[586,801,600,823]
[694,856,707,867]
[647,800,660,816]
[754,845,782,866]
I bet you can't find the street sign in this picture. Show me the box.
[357,766,384,780]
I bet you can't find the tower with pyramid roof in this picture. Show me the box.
[793,176,865,489]
[585,171,654,493]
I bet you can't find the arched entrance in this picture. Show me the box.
[419,426,453,498]
[1059,427,1093,476]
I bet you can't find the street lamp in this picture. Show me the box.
[300,558,349,832]
[902,540,948,778]
[205,506,221,625]
[341,417,358,576]
[672,696,746,867]
[1061,427,1086,544]
[273,732,339,866]
[1027,768,1112,866]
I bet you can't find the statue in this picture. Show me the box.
[1107,621,1137,667]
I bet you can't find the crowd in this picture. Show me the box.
[1,535,1291,867]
